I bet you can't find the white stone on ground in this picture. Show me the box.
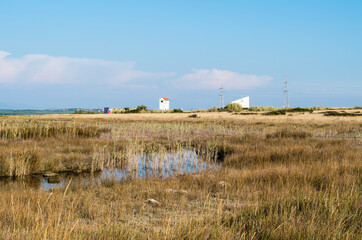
[166,189,188,194]
[145,199,161,206]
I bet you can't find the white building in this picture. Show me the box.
[231,96,250,108]
[159,97,170,111]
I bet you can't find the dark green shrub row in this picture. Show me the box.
[323,111,362,116]
[264,110,286,115]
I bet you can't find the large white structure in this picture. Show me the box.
[231,96,250,108]
[159,97,170,111]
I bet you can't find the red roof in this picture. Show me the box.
[162,97,169,100]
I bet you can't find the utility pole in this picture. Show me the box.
[219,85,224,108]
[283,75,289,108]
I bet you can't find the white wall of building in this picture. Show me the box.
[159,98,170,110]
[231,96,250,108]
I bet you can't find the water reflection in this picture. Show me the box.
[0,150,218,191]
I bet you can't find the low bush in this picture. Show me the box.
[287,107,313,113]
[264,110,286,115]
[172,109,183,113]
[323,111,362,116]
[225,103,243,112]
[248,106,276,111]
[233,112,258,115]
[208,106,219,112]
[123,105,150,113]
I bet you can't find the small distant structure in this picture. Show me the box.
[231,96,250,108]
[159,98,170,111]
[104,107,110,114]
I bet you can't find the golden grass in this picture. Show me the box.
[0,113,361,239]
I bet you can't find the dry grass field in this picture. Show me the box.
[0,112,361,239]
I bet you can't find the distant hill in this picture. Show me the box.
[0,102,35,110]
[0,108,103,116]
[0,109,76,115]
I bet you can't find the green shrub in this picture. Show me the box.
[233,112,258,115]
[111,108,125,114]
[150,110,163,113]
[225,103,243,112]
[264,110,286,115]
[312,105,324,110]
[288,108,313,113]
[74,109,85,114]
[195,109,208,113]
[123,105,150,113]
[208,106,219,112]
[249,106,276,111]
[323,111,362,116]
[136,105,148,112]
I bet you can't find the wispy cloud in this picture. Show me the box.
[175,69,272,90]
[0,50,175,86]
[0,50,11,59]
[0,51,272,92]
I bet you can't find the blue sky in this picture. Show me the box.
[0,0,361,109]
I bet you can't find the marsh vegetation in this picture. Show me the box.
[0,113,361,239]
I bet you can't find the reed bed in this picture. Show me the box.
[0,113,361,239]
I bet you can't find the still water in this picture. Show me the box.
[1,150,218,190]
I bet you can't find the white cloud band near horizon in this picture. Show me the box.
[176,69,273,90]
[0,50,272,90]
[0,50,175,86]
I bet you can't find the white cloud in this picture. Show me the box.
[0,51,175,86]
[0,50,11,59]
[0,51,272,91]
[176,69,272,90]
